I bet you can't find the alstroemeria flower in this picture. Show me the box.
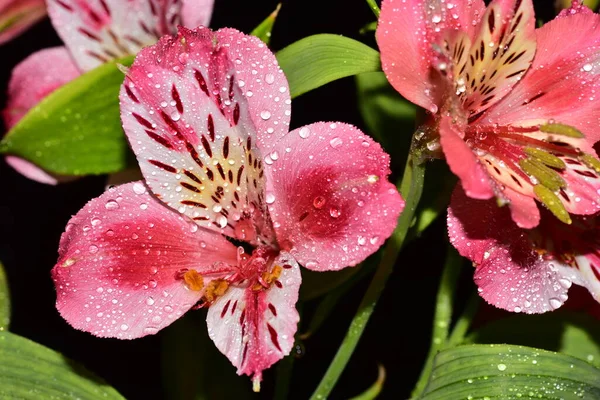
[377,0,600,228]
[449,186,600,314]
[2,0,214,184]
[51,26,404,389]
[0,0,46,45]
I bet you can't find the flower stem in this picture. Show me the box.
[447,291,480,347]
[410,247,464,399]
[365,0,381,17]
[309,152,426,400]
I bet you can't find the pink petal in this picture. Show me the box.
[5,155,63,185]
[120,26,272,242]
[207,252,301,388]
[215,28,291,151]
[481,11,600,143]
[0,0,46,45]
[439,114,494,199]
[52,182,239,339]
[448,187,569,313]
[503,186,540,229]
[556,155,600,216]
[2,46,80,129]
[47,0,181,71]
[376,0,485,113]
[266,122,404,271]
[181,0,214,28]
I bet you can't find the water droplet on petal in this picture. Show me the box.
[170,111,181,121]
[549,297,563,310]
[265,73,275,84]
[146,297,155,306]
[305,260,318,269]
[313,196,326,209]
[91,218,101,227]
[212,204,222,213]
[266,192,276,204]
[357,236,367,245]
[89,245,99,254]
[329,207,340,218]
[260,110,271,120]
[299,127,310,138]
[133,182,146,194]
[583,63,593,72]
[329,137,343,148]
[217,215,228,228]
[105,200,119,210]
[120,324,129,331]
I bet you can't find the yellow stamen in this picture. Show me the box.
[183,270,204,291]
[204,279,229,303]
[539,123,584,138]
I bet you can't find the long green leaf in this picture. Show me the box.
[421,344,600,399]
[0,261,9,331]
[467,313,600,368]
[277,34,381,98]
[0,57,134,176]
[250,3,281,45]
[0,332,124,399]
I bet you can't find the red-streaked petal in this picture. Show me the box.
[52,182,238,339]
[571,253,600,303]
[458,0,536,117]
[481,12,600,143]
[120,26,270,241]
[266,122,404,271]
[207,253,300,387]
[448,187,569,313]
[0,0,46,45]
[376,0,485,113]
[181,0,214,28]
[215,28,291,151]
[2,46,80,128]
[47,0,181,71]
[556,155,600,216]
[439,115,494,199]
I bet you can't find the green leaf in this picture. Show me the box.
[0,57,135,176]
[250,3,281,45]
[467,312,600,368]
[277,34,381,99]
[0,331,124,399]
[162,313,253,400]
[421,344,600,399]
[349,365,385,400]
[0,261,9,331]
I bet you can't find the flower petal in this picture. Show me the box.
[215,28,291,151]
[439,114,494,199]
[0,0,46,45]
[376,0,485,112]
[207,252,300,388]
[120,27,271,242]
[503,186,540,229]
[47,0,181,71]
[52,182,238,339]
[266,122,404,271]
[181,0,214,29]
[458,0,536,117]
[448,187,569,313]
[2,46,80,129]
[4,155,66,185]
[480,11,600,143]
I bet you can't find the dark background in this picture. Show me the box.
[0,1,560,399]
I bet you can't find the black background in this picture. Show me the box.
[0,1,561,399]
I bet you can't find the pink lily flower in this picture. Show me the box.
[0,0,46,45]
[51,26,404,389]
[2,0,215,184]
[377,0,600,228]
[449,186,600,314]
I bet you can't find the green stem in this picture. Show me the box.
[410,247,464,399]
[274,352,295,400]
[365,0,381,17]
[447,291,480,347]
[309,152,426,400]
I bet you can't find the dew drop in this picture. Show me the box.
[329,137,343,148]
[549,297,562,310]
[140,203,148,210]
[120,324,129,331]
[305,260,318,269]
[265,73,275,84]
[432,14,442,23]
[144,327,159,334]
[313,196,326,209]
[89,245,99,254]
[357,236,367,246]
[260,110,271,120]
[266,192,276,204]
[133,182,146,194]
[329,207,340,218]
[170,111,181,121]
[299,127,310,139]
[149,280,158,288]
[583,63,593,72]
[146,297,155,306]
[105,200,119,210]
[212,204,223,213]
[497,363,507,371]
[217,215,228,228]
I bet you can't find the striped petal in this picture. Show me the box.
[120,26,271,242]
[0,0,46,45]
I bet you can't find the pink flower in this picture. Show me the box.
[51,26,405,389]
[0,0,46,45]
[2,0,215,184]
[377,0,600,228]
[449,186,600,314]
